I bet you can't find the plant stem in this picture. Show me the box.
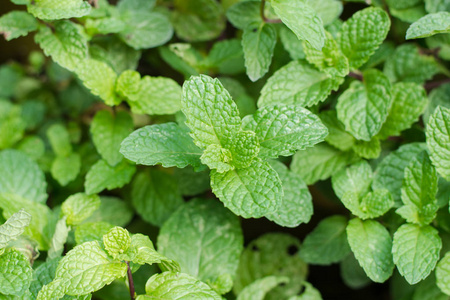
[126,261,136,300]
[424,78,450,91]
[260,0,282,23]
[348,71,363,81]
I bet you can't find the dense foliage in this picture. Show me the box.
[0,0,450,299]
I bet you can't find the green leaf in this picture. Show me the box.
[397,151,438,225]
[0,101,25,149]
[258,60,343,108]
[0,209,31,250]
[143,271,221,299]
[0,11,38,41]
[0,149,47,203]
[85,159,136,195]
[406,12,450,39]
[206,40,245,75]
[103,227,131,260]
[29,258,60,298]
[228,130,260,169]
[181,75,241,149]
[47,217,70,260]
[351,138,379,160]
[61,193,101,226]
[278,25,306,60]
[425,0,450,13]
[242,105,327,159]
[84,196,133,227]
[55,241,128,295]
[341,189,394,220]
[28,0,91,20]
[436,252,450,296]
[90,110,133,166]
[308,0,343,25]
[266,161,313,227]
[75,222,114,245]
[336,69,392,141]
[174,167,210,196]
[0,249,33,296]
[201,144,234,173]
[237,276,289,300]
[157,198,243,294]
[50,153,81,186]
[225,0,260,30]
[426,106,450,181]
[131,169,183,227]
[303,31,349,77]
[340,253,371,289]
[332,160,372,201]
[35,20,88,72]
[242,22,277,82]
[46,124,72,157]
[424,83,450,125]
[299,215,350,265]
[377,82,428,139]
[234,233,308,299]
[392,224,442,284]
[210,159,282,218]
[337,7,390,69]
[75,59,120,106]
[120,123,203,169]
[346,218,394,283]
[291,143,357,185]
[36,278,67,300]
[117,0,156,11]
[319,110,355,151]
[383,44,440,84]
[271,0,325,50]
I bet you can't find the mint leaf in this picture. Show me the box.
[131,169,183,227]
[228,131,260,169]
[425,0,450,13]
[291,143,357,185]
[237,276,289,300]
[36,278,67,300]
[157,198,243,294]
[278,25,306,60]
[61,193,101,226]
[426,106,450,181]
[340,253,371,289]
[242,104,327,159]
[406,12,450,39]
[308,0,343,25]
[201,144,234,172]
[85,159,136,195]
[47,217,70,260]
[51,153,81,186]
[266,161,313,227]
[46,124,72,157]
[336,69,392,141]
[424,83,450,125]
[35,21,88,72]
[0,149,47,203]
[0,209,31,250]
[436,252,450,296]
[55,241,128,295]
[271,0,325,50]
[75,222,114,245]
[341,189,394,220]
[393,224,442,284]
[29,258,60,298]
[242,22,277,81]
[337,7,390,69]
[332,160,372,199]
[225,0,260,30]
[0,101,25,149]
[299,215,350,265]
[181,75,241,149]
[120,123,203,169]
[28,0,91,20]
[143,272,221,299]
[90,110,133,166]
[377,82,428,139]
[103,227,131,259]
[288,282,322,300]
[211,159,282,218]
[206,40,245,75]
[319,110,355,151]
[0,249,32,296]
[0,11,38,41]
[346,218,394,283]
[258,60,342,108]
[84,196,133,227]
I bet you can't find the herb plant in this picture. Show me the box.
[0,0,450,299]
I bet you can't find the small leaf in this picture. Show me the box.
[103,227,131,259]
[436,252,450,296]
[0,249,33,296]
[0,11,38,41]
[36,278,67,300]
[341,189,394,220]
[75,222,114,245]
[225,0,260,30]
[426,106,450,181]
[228,130,260,169]
[84,196,133,227]
[237,276,289,300]
[47,217,70,260]
[51,153,81,186]
[61,193,101,226]
[0,209,31,250]
[28,0,91,20]
[201,144,234,173]
[85,159,136,195]
[331,160,372,200]
[319,110,355,151]
[406,12,450,39]
[46,124,72,157]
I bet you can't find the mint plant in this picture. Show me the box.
[0,0,450,299]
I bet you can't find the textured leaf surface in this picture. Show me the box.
[228,131,260,169]
[336,69,391,141]
[319,110,355,151]
[331,160,372,199]
[271,0,325,50]
[103,227,131,259]
[392,224,442,284]
[55,241,127,295]
[30,258,61,298]
[144,272,221,299]
[181,75,241,149]
[28,0,91,20]
[120,123,203,169]
[131,169,183,227]
[0,11,38,41]
[337,7,390,69]
[90,110,133,166]
[406,12,450,39]
[258,60,342,108]
[75,222,114,245]
[35,21,88,72]
[51,153,81,186]
[436,252,450,295]
[61,193,101,226]
[341,189,394,220]
[0,149,47,203]
[242,22,277,82]
[36,278,67,300]
[237,276,289,300]
[85,159,136,195]
[211,159,282,218]
[0,249,32,296]
[377,82,428,139]
[158,199,243,294]
[0,209,31,249]
[426,106,450,181]
[299,215,350,265]
[346,219,394,283]
[201,144,234,173]
[243,105,327,159]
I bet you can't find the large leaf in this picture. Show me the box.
[406,12,450,39]
[0,249,33,296]
[426,106,450,181]
[0,11,38,41]
[28,0,91,20]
